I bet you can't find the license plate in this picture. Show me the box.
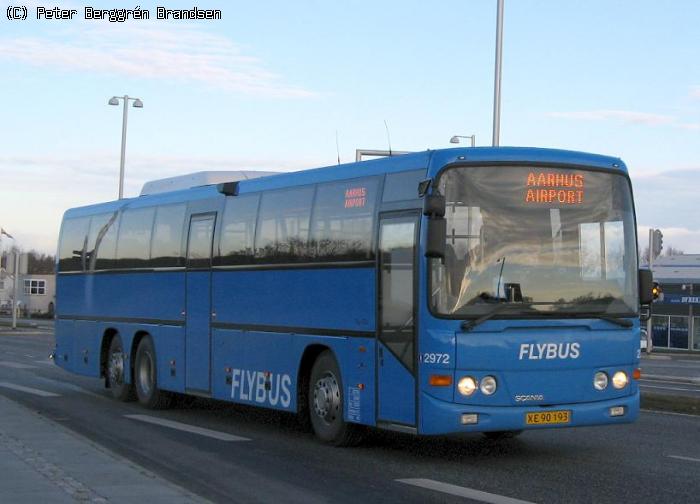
[525,410,571,425]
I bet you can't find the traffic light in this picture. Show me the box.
[652,229,663,258]
[652,281,663,302]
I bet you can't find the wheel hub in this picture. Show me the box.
[313,372,340,423]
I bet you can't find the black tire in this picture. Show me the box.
[106,335,135,402]
[134,336,172,409]
[483,430,523,440]
[308,350,363,446]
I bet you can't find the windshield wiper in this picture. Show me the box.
[460,303,529,332]
[579,314,633,328]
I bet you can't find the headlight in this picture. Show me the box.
[612,371,629,389]
[457,376,478,396]
[480,375,497,395]
[594,371,608,390]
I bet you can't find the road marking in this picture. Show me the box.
[0,361,37,369]
[0,381,60,397]
[640,384,699,392]
[642,409,700,419]
[124,414,251,442]
[396,478,534,504]
[668,455,700,463]
[640,378,697,385]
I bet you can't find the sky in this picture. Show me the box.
[0,0,699,254]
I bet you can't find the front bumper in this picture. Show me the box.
[419,390,639,435]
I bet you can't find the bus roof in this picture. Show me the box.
[63,147,627,219]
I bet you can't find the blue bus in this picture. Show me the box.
[54,147,653,445]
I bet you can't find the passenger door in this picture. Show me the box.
[377,213,419,427]
[185,213,216,393]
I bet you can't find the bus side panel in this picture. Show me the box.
[211,328,296,411]
[331,337,376,427]
[73,320,100,377]
[210,332,377,427]
[57,272,185,323]
[150,325,186,393]
[54,318,75,373]
[212,268,375,333]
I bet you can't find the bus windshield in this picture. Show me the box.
[431,166,638,318]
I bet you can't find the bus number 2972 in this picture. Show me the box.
[420,353,450,365]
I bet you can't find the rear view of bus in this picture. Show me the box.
[417,150,649,436]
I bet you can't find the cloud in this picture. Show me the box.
[633,169,700,253]
[0,24,314,98]
[691,86,700,99]
[547,110,674,126]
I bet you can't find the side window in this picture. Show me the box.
[310,177,378,261]
[87,211,120,271]
[218,194,259,266]
[382,169,426,202]
[150,204,186,268]
[115,207,156,269]
[255,187,314,263]
[187,215,216,269]
[58,217,90,272]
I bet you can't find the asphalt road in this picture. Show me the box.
[1,329,699,504]
[640,353,700,398]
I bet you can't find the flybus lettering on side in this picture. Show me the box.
[230,368,292,408]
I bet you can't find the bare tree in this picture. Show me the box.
[665,246,684,257]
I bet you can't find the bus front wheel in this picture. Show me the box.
[106,335,135,402]
[134,336,172,409]
[308,350,363,446]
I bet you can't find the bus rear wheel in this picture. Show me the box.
[308,350,363,446]
[106,335,135,402]
[134,336,172,409]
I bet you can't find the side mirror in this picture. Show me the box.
[639,269,653,305]
[425,218,446,259]
[423,194,445,217]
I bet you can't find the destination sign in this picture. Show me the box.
[524,171,584,205]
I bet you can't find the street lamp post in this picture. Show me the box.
[492,0,504,147]
[449,135,476,147]
[108,95,143,199]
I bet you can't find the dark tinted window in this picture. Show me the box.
[115,207,155,268]
[310,178,378,261]
[218,195,259,265]
[58,217,90,272]
[87,212,120,271]
[150,204,186,267]
[382,169,426,202]
[187,215,216,268]
[255,187,314,262]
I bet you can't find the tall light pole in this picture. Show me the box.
[492,0,504,147]
[450,135,476,147]
[108,95,143,199]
